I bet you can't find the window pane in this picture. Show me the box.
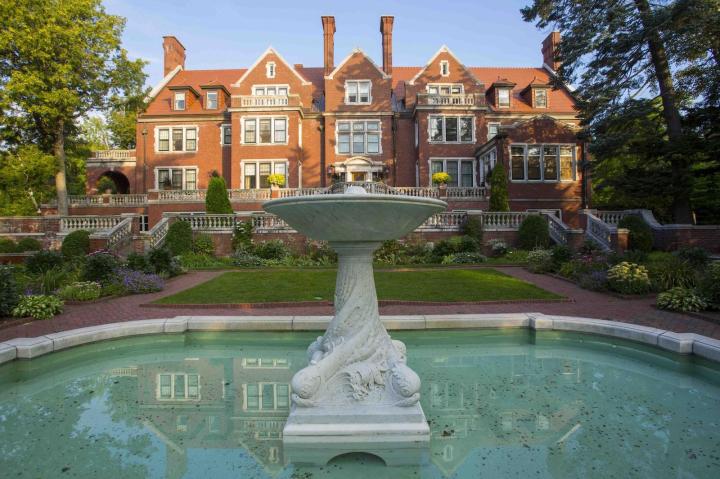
[259,119,272,143]
[185,169,197,190]
[511,145,526,180]
[262,384,275,409]
[347,82,358,103]
[429,117,443,142]
[160,374,172,398]
[266,87,276,95]
[185,128,196,151]
[367,133,379,154]
[352,122,365,131]
[460,117,473,142]
[158,169,169,188]
[431,161,443,175]
[172,128,183,151]
[352,133,365,154]
[174,93,185,110]
[158,129,169,151]
[428,85,439,94]
[188,375,199,398]
[446,161,459,187]
[246,384,259,410]
[498,89,510,107]
[207,92,218,109]
[259,162,271,188]
[461,161,474,187]
[487,123,499,140]
[274,118,286,143]
[535,89,547,108]
[560,146,574,180]
[366,121,379,131]
[278,87,288,96]
[223,126,231,145]
[338,133,350,154]
[274,163,286,176]
[358,82,370,102]
[244,163,256,189]
[527,146,541,180]
[244,119,256,143]
[543,146,558,181]
[445,117,458,142]
[277,384,289,408]
[440,86,450,95]
[174,374,186,399]
[338,122,350,132]
[451,85,462,94]
[254,87,265,95]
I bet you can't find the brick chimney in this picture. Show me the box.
[321,16,336,76]
[380,16,394,75]
[163,36,186,76]
[541,31,561,71]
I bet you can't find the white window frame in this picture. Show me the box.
[335,119,382,155]
[427,83,463,95]
[266,61,276,78]
[241,159,289,189]
[534,88,548,108]
[156,373,201,401]
[428,157,476,187]
[344,80,372,105]
[241,116,289,145]
[154,126,199,153]
[154,166,199,190]
[252,84,290,96]
[220,124,231,146]
[440,60,450,77]
[174,92,186,110]
[242,382,290,411]
[508,143,577,183]
[206,91,218,110]
[497,88,511,108]
[487,122,500,141]
[427,115,475,144]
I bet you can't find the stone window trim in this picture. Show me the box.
[154,125,199,153]
[335,119,382,156]
[428,157,476,187]
[156,373,201,401]
[344,80,372,105]
[240,116,290,145]
[241,159,289,189]
[252,84,290,96]
[440,60,450,77]
[205,90,218,110]
[508,143,576,183]
[154,166,199,190]
[220,124,232,146]
[427,115,475,144]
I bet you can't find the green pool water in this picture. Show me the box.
[1,330,719,479]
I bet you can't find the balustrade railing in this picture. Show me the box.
[233,95,301,108]
[229,189,271,201]
[416,93,484,107]
[68,195,104,207]
[177,214,243,231]
[109,194,147,206]
[418,212,468,231]
[60,215,123,232]
[481,211,531,229]
[542,212,569,245]
[596,210,628,226]
[251,213,293,232]
[157,189,206,202]
[102,217,133,250]
[585,212,614,251]
[89,150,135,160]
[279,188,327,198]
[392,187,439,198]
[147,217,170,249]
[445,187,487,199]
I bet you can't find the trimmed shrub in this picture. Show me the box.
[253,240,289,260]
[551,244,572,265]
[488,162,510,212]
[0,265,20,316]
[0,238,17,253]
[96,176,117,194]
[657,287,707,312]
[232,221,254,252]
[579,239,602,255]
[147,247,183,277]
[618,216,653,252]
[306,241,337,265]
[607,262,651,294]
[527,248,554,273]
[486,239,509,257]
[192,234,215,256]
[12,295,63,320]
[698,262,720,309]
[113,268,164,294]
[179,253,231,269]
[16,237,42,252]
[433,235,480,260]
[441,252,488,264]
[205,176,233,214]
[57,281,102,301]
[25,250,63,275]
[462,216,483,243]
[674,246,710,269]
[61,230,91,258]
[81,251,121,284]
[375,240,404,264]
[578,270,608,291]
[126,252,151,273]
[232,250,264,267]
[518,216,550,250]
[165,221,193,256]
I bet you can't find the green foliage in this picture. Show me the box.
[165,221,193,256]
[306,241,338,265]
[25,250,63,274]
[607,262,651,294]
[618,216,653,252]
[125,252,151,273]
[81,251,121,284]
[486,239,509,257]
[147,248,183,277]
[518,216,550,250]
[646,254,697,291]
[432,235,480,260]
[57,281,102,301]
[0,146,57,216]
[674,246,710,269]
[192,234,215,256]
[16,238,42,252]
[657,287,707,312]
[462,216,483,243]
[527,248,555,273]
[12,295,63,320]
[267,174,285,187]
[232,250,264,268]
[0,238,17,253]
[232,221,254,252]
[179,253,233,269]
[0,266,20,316]
[253,240,289,260]
[551,244,572,265]
[205,176,233,214]
[432,172,451,185]
[61,230,91,258]
[27,266,72,295]
[107,107,141,149]
[697,262,720,310]
[374,240,405,264]
[441,252,488,264]
[488,162,510,212]
[96,176,117,193]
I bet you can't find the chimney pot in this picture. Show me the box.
[321,16,336,76]
[163,36,186,76]
[380,16,394,75]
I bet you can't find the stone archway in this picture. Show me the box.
[98,171,130,194]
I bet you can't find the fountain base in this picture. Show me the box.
[283,403,430,466]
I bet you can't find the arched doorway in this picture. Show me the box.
[98,171,130,194]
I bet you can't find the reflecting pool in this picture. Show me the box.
[1,330,719,478]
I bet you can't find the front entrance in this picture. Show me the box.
[350,171,368,182]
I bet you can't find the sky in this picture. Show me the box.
[104,0,555,88]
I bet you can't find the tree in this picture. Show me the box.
[0,0,147,215]
[205,175,233,214]
[521,0,702,223]
[0,146,56,216]
[79,116,111,150]
[488,162,510,212]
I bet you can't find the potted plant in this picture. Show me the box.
[267,173,286,198]
[432,172,451,197]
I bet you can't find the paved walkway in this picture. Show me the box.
[1,267,719,341]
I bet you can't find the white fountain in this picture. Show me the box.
[264,183,447,466]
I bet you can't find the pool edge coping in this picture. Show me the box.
[1,313,719,365]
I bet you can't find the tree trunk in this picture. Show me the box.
[54,119,69,216]
[634,0,693,223]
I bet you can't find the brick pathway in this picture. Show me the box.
[2,267,719,341]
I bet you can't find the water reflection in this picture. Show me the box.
[1,330,719,478]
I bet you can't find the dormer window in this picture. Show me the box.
[498,88,511,108]
[266,62,276,78]
[440,60,450,77]
[345,80,371,104]
[174,92,186,110]
[534,88,548,108]
[206,91,218,109]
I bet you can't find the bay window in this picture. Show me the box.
[428,116,474,143]
[336,120,381,155]
[242,160,288,189]
[156,126,198,153]
[242,117,288,144]
[345,80,371,104]
[156,167,198,190]
[430,159,475,187]
[509,144,576,182]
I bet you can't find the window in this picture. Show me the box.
[156,167,198,190]
[535,89,548,108]
[174,92,186,110]
[253,85,289,96]
[139,215,149,232]
[430,159,475,187]
[336,120,381,155]
[498,88,511,108]
[206,91,218,109]
[428,116,474,143]
[242,117,288,144]
[509,144,576,182]
[244,383,290,411]
[221,125,231,145]
[158,373,200,400]
[487,122,500,141]
[242,160,288,189]
[440,60,450,77]
[156,126,198,153]
[266,62,276,78]
[427,83,463,95]
[345,80,371,104]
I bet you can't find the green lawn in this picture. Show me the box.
[155,268,561,304]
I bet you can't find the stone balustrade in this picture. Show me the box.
[109,194,147,206]
[68,195,104,207]
[543,212,570,245]
[89,149,135,160]
[229,189,271,201]
[392,187,439,198]
[417,212,468,231]
[157,189,206,202]
[416,93,485,107]
[279,188,327,198]
[596,211,628,225]
[147,217,169,249]
[445,187,487,199]
[480,211,532,229]
[233,94,302,108]
[177,214,244,231]
[60,215,123,232]
[585,212,614,251]
[97,217,133,250]
[251,213,294,232]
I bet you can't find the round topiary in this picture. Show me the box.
[16,237,42,252]
[205,176,233,214]
[618,215,653,252]
[518,215,550,250]
[165,221,193,256]
[61,230,91,258]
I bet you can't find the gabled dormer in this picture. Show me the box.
[168,85,200,111]
[200,84,230,110]
[487,78,516,109]
[324,48,392,112]
[520,78,551,109]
